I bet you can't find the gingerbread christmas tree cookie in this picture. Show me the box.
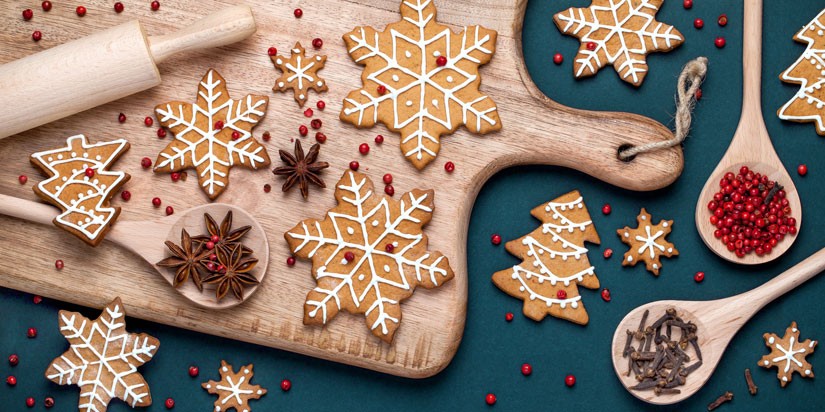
[154,69,270,200]
[340,0,501,170]
[617,208,678,275]
[202,360,267,412]
[271,42,328,107]
[758,321,817,387]
[553,0,684,86]
[285,170,454,342]
[30,134,130,246]
[45,297,159,412]
[492,191,601,325]
[778,9,825,134]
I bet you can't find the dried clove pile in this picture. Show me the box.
[622,308,703,395]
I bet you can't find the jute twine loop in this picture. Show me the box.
[618,56,708,161]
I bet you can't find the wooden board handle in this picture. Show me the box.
[149,5,257,63]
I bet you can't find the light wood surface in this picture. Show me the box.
[0,0,684,377]
[694,0,801,264]
[611,247,825,405]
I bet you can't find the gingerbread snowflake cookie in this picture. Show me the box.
[778,9,825,134]
[202,360,267,412]
[617,208,678,275]
[154,69,270,200]
[340,0,501,170]
[45,297,159,412]
[285,170,455,342]
[758,321,817,387]
[553,0,684,86]
[271,42,328,107]
[30,135,130,246]
[492,191,601,325]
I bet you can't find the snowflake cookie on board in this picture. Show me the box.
[154,69,270,200]
[202,360,267,412]
[553,0,684,86]
[271,42,328,107]
[617,208,678,275]
[758,321,817,387]
[44,297,159,412]
[492,191,601,325]
[778,9,825,134]
[340,0,501,170]
[30,134,130,246]
[285,170,455,342]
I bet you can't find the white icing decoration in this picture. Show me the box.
[635,226,666,258]
[770,336,807,373]
[779,9,825,131]
[216,375,254,406]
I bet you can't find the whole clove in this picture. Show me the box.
[707,391,733,411]
[744,368,758,395]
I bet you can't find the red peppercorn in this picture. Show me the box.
[344,251,355,262]
[718,14,728,26]
[798,164,808,176]
[359,143,370,154]
[377,85,387,95]
[141,157,152,169]
[316,100,326,110]
[6,376,17,386]
[231,131,240,140]
[436,55,447,66]
[485,393,497,405]
[44,397,55,408]
[375,134,384,144]
[188,365,199,377]
[33,295,42,305]
[491,234,502,245]
[118,112,127,123]
[152,197,161,207]
[214,120,224,130]
[715,37,726,48]
[23,9,34,20]
[586,42,596,51]
[695,89,703,101]
[151,1,160,11]
[293,8,303,18]
[164,398,174,409]
[694,271,705,283]
[556,290,567,299]
[286,256,296,266]
[144,116,153,127]
[171,172,181,182]
[315,132,327,144]
[683,0,692,9]
[281,379,292,391]
[601,203,611,215]
[267,47,277,56]
[121,190,131,201]
[553,53,563,65]
[603,248,613,259]
[42,2,52,12]
[263,183,272,193]
[26,397,35,408]
[27,327,37,338]
[311,119,322,129]
[601,288,611,302]
[157,128,167,138]
[9,354,19,366]
[299,125,308,136]
[76,6,87,17]
[349,161,360,171]
[304,108,314,117]
[55,259,64,270]
[312,38,323,49]
[521,363,532,376]
[32,31,42,42]
[262,131,271,141]
[114,2,124,13]
[383,173,393,184]
[384,184,395,196]
[385,244,395,253]
[565,374,576,387]
[445,161,455,173]
[18,175,28,185]
[694,18,704,29]
[165,206,174,216]
[505,312,514,322]
[84,168,94,178]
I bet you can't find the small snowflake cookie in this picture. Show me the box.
[492,191,601,325]
[30,135,130,246]
[553,0,684,86]
[617,208,678,275]
[778,9,825,134]
[45,297,159,412]
[154,69,270,200]
[271,42,328,107]
[202,360,267,412]
[340,0,501,170]
[758,321,817,387]
[285,170,455,342]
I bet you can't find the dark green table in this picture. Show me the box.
[3,0,825,410]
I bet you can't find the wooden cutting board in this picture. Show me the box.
[0,0,681,378]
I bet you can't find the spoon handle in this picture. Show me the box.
[0,193,55,226]
[742,0,763,117]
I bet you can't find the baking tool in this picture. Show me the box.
[695,0,801,264]
[0,5,257,139]
[0,0,687,378]
[611,247,825,404]
[0,194,268,309]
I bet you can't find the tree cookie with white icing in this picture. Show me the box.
[492,190,601,325]
[271,42,328,107]
[340,0,501,170]
[778,9,825,134]
[617,208,678,276]
[758,321,817,387]
[285,170,454,343]
[30,134,130,246]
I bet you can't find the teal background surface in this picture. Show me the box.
[3,0,825,410]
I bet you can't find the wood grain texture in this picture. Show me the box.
[0,0,683,377]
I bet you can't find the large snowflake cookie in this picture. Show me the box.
[154,69,270,200]
[758,321,817,387]
[617,208,678,276]
[202,360,267,412]
[553,0,684,86]
[340,0,501,170]
[492,191,601,325]
[45,297,159,412]
[285,170,455,342]
[30,134,130,246]
[271,42,328,107]
[778,9,825,134]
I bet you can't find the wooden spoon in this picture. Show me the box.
[695,0,801,264]
[0,193,268,309]
[611,247,825,405]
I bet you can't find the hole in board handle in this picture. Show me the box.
[617,144,637,163]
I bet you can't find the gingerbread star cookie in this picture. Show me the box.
[778,9,825,134]
[340,0,501,170]
[492,191,601,325]
[285,170,455,342]
[271,42,328,107]
[45,297,159,412]
[154,69,270,200]
[553,0,684,86]
[758,321,817,387]
[30,134,130,246]
[617,208,678,275]
[202,360,267,412]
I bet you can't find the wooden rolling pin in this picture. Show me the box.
[0,5,256,139]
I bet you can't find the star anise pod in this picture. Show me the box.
[201,243,260,302]
[192,211,252,256]
[157,228,211,290]
[273,139,329,199]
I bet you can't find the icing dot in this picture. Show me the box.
[764,360,769,365]
[446,76,453,82]
[85,217,91,223]
[96,155,101,161]
[432,99,439,107]
[347,227,355,235]
[57,154,63,159]
[793,328,798,332]
[341,258,348,264]
[206,384,211,389]
[293,49,300,53]
[244,369,249,374]
[71,152,77,157]
[222,366,228,372]
[276,59,283,64]
[641,215,647,220]
[392,75,399,81]
[624,232,629,237]
[47,157,53,161]
[316,56,322,61]
[87,190,93,195]
[406,100,413,106]
[317,81,323,87]
[806,370,812,375]
[769,337,775,344]
[405,51,412,58]
[358,274,365,281]
[627,256,633,262]
[652,264,659,269]
[819,30,824,36]
[83,153,89,158]
[392,242,398,247]
[383,265,390,272]
[278,82,285,87]
[299,94,305,99]
[62,177,67,181]
[519,286,525,292]
[433,51,440,56]
[667,248,673,253]
[782,377,788,382]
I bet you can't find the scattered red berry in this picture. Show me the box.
[6,375,17,386]
[188,365,199,377]
[694,271,705,283]
[118,112,127,123]
[695,89,703,101]
[344,251,355,262]
[715,37,726,48]
[26,397,35,408]
[521,363,532,376]
[377,85,387,95]
[27,327,37,338]
[152,197,161,207]
[151,1,160,11]
[141,157,152,169]
[565,374,576,387]
[214,120,224,130]
[32,31,42,42]
[42,1,52,12]
[264,183,272,193]
[798,164,808,176]
[121,191,131,201]
[601,203,611,215]
[76,6,87,17]
[262,131,271,141]
[601,288,611,302]
[44,397,55,408]
[315,132,327,143]
[304,108,314,117]
[384,184,395,196]
[359,143,370,154]
[293,8,303,18]
[436,55,447,66]
[33,295,43,304]
[23,9,34,21]
[299,125,308,136]
[267,47,277,56]
[505,312,514,322]
[18,175,28,185]
[231,131,240,140]
[485,393,496,406]
[491,234,502,245]
[84,168,95,178]
[718,14,728,27]
[311,119,322,129]
[316,100,326,110]
[114,2,124,13]
[556,290,567,299]
[383,173,393,184]
[164,398,174,409]
[385,244,395,253]
[444,161,455,173]
[171,172,181,182]
[374,134,384,144]
[286,256,296,266]
[55,259,64,270]
[349,161,360,171]
[694,18,704,29]
[8,354,19,366]
[683,0,692,9]
[553,52,563,65]
[586,42,596,51]
[281,378,292,391]
[157,128,167,138]
[144,116,154,127]
[165,206,174,216]
[603,248,613,259]
[312,38,323,49]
